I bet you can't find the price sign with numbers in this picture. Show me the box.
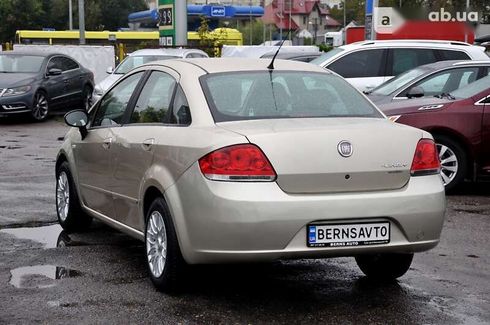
[159,7,173,27]
[158,0,178,46]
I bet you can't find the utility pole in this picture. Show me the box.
[343,0,346,28]
[279,0,283,41]
[78,0,85,44]
[68,0,73,30]
[288,0,292,41]
[249,0,253,45]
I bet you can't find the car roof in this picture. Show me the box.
[415,59,490,71]
[153,58,329,74]
[343,39,480,49]
[128,48,208,57]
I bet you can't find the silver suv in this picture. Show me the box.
[311,40,489,92]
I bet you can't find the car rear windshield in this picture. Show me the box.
[450,75,490,99]
[371,67,428,96]
[115,55,179,74]
[200,71,383,122]
[0,55,44,73]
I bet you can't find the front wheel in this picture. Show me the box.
[145,197,186,292]
[31,91,49,121]
[355,253,414,280]
[56,161,92,232]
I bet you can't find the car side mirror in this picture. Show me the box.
[64,109,88,139]
[47,68,62,76]
[407,86,424,99]
[106,66,114,74]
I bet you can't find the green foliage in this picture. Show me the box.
[197,16,227,57]
[131,107,167,124]
[303,37,314,45]
[0,0,147,42]
[238,20,266,45]
[0,0,45,43]
[317,43,333,52]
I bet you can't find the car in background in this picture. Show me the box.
[57,58,445,292]
[311,40,489,92]
[380,75,490,191]
[0,51,94,121]
[367,60,490,105]
[260,51,321,62]
[92,48,208,102]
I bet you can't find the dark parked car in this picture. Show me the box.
[0,51,94,121]
[379,75,490,191]
[260,51,321,62]
[368,60,490,105]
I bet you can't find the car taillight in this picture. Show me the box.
[410,139,441,176]
[199,144,277,182]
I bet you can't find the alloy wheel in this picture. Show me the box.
[437,143,458,186]
[32,93,49,120]
[56,172,70,222]
[146,211,167,278]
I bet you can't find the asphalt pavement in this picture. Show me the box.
[0,117,489,324]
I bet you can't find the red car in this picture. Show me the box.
[378,75,490,191]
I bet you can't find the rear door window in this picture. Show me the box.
[390,48,437,76]
[326,49,386,78]
[130,71,177,124]
[401,67,480,97]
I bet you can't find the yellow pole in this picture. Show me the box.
[118,43,125,63]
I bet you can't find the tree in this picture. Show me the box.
[0,0,147,42]
[0,0,45,43]
[238,20,266,45]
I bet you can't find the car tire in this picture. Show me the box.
[355,253,414,280]
[82,86,93,111]
[434,135,467,192]
[56,161,92,232]
[145,197,186,293]
[31,91,49,121]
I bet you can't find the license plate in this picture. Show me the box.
[307,222,390,247]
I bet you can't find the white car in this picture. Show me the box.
[92,48,208,102]
[311,40,489,92]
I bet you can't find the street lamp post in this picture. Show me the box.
[78,0,85,45]
[68,0,73,30]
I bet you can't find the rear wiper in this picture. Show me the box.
[435,92,455,100]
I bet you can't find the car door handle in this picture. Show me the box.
[102,137,113,149]
[142,138,155,151]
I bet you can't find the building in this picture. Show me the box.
[262,0,341,43]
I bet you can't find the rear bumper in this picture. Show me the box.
[165,163,446,264]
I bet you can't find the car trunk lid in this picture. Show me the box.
[217,118,423,194]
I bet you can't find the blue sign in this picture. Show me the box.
[365,0,374,15]
[211,6,226,17]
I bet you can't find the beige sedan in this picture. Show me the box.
[57,58,446,292]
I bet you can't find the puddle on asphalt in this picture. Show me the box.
[10,265,81,289]
[1,224,63,248]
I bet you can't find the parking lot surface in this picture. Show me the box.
[0,118,489,324]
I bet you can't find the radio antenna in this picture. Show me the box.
[267,29,291,70]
